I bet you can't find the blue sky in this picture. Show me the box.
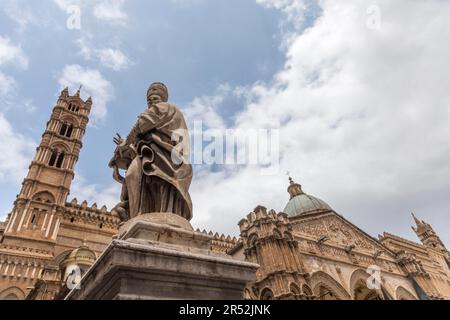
[0,0,285,212]
[1,0,449,246]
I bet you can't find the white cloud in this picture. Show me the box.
[70,174,121,210]
[189,0,450,245]
[2,0,39,31]
[58,64,114,121]
[0,73,15,97]
[53,0,128,25]
[0,113,36,184]
[257,0,308,27]
[183,84,230,131]
[0,36,28,69]
[96,48,131,71]
[0,36,28,102]
[77,37,132,71]
[93,0,128,25]
[53,0,80,11]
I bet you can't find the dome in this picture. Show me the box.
[65,245,96,266]
[283,178,332,217]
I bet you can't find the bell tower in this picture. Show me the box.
[2,87,92,251]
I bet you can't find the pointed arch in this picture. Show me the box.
[51,140,70,153]
[53,250,73,267]
[0,287,25,300]
[260,287,274,300]
[396,286,417,300]
[32,191,55,204]
[247,233,259,247]
[310,271,351,300]
[289,282,301,295]
[60,114,80,126]
[349,269,387,300]
[50,141,70,154]
[48,142,69,169]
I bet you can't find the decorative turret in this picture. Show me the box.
[287,176,304,199]
[411,213,447,253]
[239,206,313,300]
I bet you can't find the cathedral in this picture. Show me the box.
[0,88,449,300]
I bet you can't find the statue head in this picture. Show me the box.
[147,82,169,107]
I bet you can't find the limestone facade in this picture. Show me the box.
[232,180,450,300]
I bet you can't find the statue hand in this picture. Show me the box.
[111,201,130,222]
[113,133,126,147]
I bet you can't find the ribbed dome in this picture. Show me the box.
[283,177,332,217]
[66,245,96,265]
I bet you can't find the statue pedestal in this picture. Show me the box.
[65,213,258,300]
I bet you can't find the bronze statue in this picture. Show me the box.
[109,82,193,222]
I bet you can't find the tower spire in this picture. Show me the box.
[2,86,92,250]
[411,212,423,230]
[76,84,82,97]
[411,213,447,252]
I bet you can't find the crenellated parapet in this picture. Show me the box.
[63,198,121,230]
[0,244,53,257]
[193,228,240,253]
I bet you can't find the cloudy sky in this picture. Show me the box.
[0,0,449,246]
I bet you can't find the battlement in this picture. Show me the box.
[193,228,240,253]
[0,243,53,257]
[66,198,109,214]
[57,87,92,110]
[64,198,121,228]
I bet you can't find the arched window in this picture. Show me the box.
[48,150,58,167]
[32,192,55,204]
[59,122,74,138]
[66,124,73,138]
[68,103,79,113]
[260,288,274,300]
[59,123,68,136]
[56,152,65,168]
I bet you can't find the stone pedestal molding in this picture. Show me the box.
[65,213,258,300]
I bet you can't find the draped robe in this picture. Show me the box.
[120,102,193,221]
